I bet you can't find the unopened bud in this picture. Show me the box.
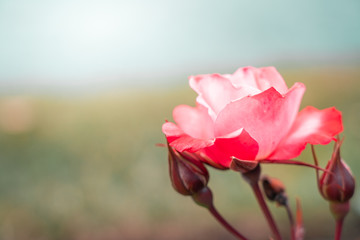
[261,175,288,206]
[167,143,209,196]
[319,140,355,203]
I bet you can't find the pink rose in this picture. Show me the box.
[162,66,343,168]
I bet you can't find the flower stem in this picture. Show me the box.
[242,166,282,240]
[192,187,249,240]
[311,145,321,192]
[285,203,295,240]
[208,205,249,240]
[329,201,349,240]
[334,218,344,240]
[251,182,282,240]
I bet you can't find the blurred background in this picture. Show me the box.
[0,0,360,239]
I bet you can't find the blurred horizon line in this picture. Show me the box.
[2,51,360,96]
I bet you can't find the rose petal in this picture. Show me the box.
[162,122,183,141]
[231,66,288,94]
[256,67,289,94]
[201,128,259,167]
[162,122,214,152]
[215,83,305,159]
[268,106,343,160]
[196,151,228,170]
[230,66,257,88]
[173,104,214,139]
[189,74,254,119]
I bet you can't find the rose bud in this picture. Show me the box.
[261,175,288,206]
[319,139,355,222]
[319,140,355,203]
[166,144,249,240]
[167,142,209,196]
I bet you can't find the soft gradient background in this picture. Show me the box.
[0,0,360,239]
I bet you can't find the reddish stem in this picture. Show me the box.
[285,203,295,240]
[334,218,344,240]
[242,166,282,240]
[208,205,249,240]
[329,201,349,240]
[311,145,321,193]
[192,187,249,240]
[260,159,329,173]
[250,182,282,240]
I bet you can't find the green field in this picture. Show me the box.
[0,66,359,240]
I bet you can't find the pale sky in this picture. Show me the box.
[0,0,359,92]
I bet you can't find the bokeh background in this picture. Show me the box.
[1,0,360,239]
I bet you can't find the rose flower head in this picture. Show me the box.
[162,66,343,168]
[167,142,209,195]
[319,139,355,203]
